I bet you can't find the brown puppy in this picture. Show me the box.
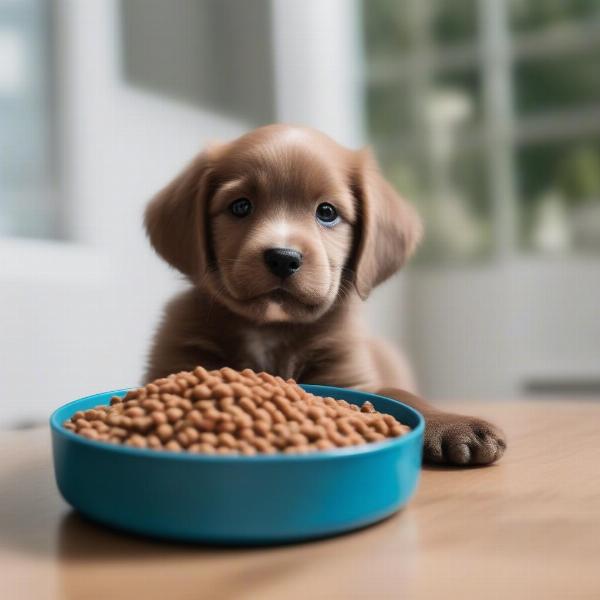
[144,124,506,466]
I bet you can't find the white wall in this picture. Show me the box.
[0,0,249,427]
[406,257,600,400]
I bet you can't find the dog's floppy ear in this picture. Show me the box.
[144,146,221,279]
[351,148,422,299]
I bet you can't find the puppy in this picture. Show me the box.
[144,124,506,466]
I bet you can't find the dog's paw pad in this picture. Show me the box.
[424,414,506,466]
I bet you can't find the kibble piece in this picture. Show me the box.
[390,423,409,437]
[199,432,218,445]
[160,382,178,395]
[79,428,99,440]
[192,384,211,400]
[176,431,191,448]
[239,397,257,415]
[150,410,168,426]
[194,399,213,412]
[365,431,386,443]
[239,427,255,442]
[110,427,128,439]
[127,434,148,448]
[147,434,162,449]
[209,383,229,399]
[119,415,133,428]
[289,433,309,446]
[156,423,174,442]
[197,417,216,432]
[337,418,355,436]
[233,413,253,429]
[204,407,221,421]
[253,438,275,453]
[218,432,237,448]
[306,406,325,421]
[90,420,109,433]
[270,410,286,424]
[164,440,182,452]
[231,382,251,397]
[255,408,272,424]
[253,420,270,436]
[373,419,389,435]
[219,396,235,411]
[183,427,199,444]
[165,407,184,423]
[193,366,209,380]
[285,387,301,403]
[262,400,277,414]
[124,406,145,418]
[238,443,257,456]
[316,439,335,451]
[132,416,153,432]
[187,409,203,427]
[220,367,241,382]
[105,413,120,427]
[299,423,318,440]
[146,383,160,394]
[141,399,162,412]
[216,420,236,434]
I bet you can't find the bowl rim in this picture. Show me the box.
[50,384,424,463]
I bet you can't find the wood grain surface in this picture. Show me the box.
[1,401,599,599]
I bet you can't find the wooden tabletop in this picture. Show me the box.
[2,401,599,600]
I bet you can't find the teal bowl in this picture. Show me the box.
[50,385,424,544]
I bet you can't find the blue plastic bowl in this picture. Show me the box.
[50,385,424,544]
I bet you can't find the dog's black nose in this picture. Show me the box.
[264,248,303,279]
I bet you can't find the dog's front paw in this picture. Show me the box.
[423,413,506,466]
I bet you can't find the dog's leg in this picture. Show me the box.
[377,387,507,466]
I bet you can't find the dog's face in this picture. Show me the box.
[145,125,422,324]
[207,129,357,322]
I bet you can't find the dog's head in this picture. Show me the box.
[145,125,422,323]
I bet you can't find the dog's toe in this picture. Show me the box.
[471,428,506,464]
[424,414,506,467]
[445,440,471,465]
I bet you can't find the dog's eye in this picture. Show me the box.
[316,203,340,227]
[229,198,253,218]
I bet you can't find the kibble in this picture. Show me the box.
[64,367,411,454]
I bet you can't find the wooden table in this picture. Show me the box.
[2,401,599,600]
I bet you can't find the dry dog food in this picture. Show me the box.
[63,367,410,455]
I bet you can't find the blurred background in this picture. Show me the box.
[1,0,599,427]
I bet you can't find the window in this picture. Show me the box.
[362,0,600,262]
[0,0,58,240]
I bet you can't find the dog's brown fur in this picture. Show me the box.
[144,124,506,465]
